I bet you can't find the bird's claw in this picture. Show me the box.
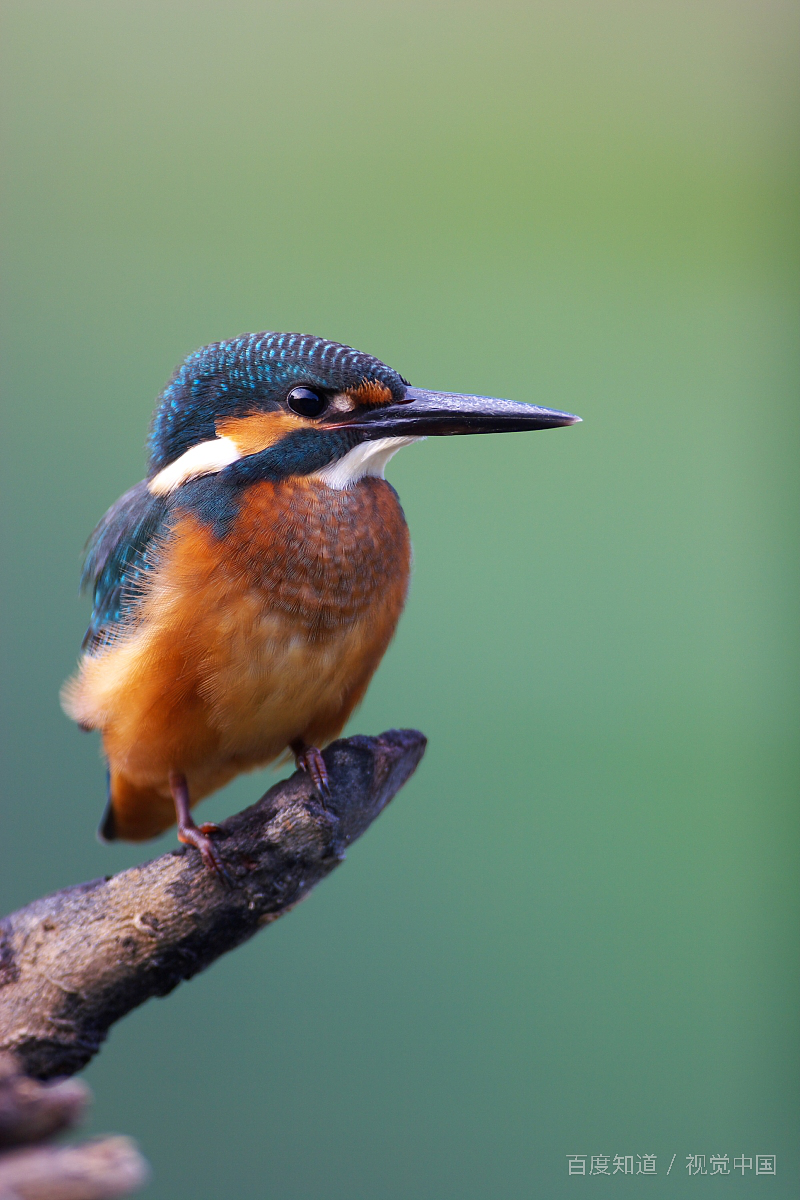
[177,823,232,885]
[293,744,331,801]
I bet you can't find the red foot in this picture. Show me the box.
[169,771,231,884]
[177,822,230,883]
[291,742,331,800]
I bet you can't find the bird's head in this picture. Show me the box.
[147,332,580,495]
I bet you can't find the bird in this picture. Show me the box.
[62,332,580,877]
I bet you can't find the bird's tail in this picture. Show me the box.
[99,770,176,843]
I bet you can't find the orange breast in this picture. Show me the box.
[65,477,411,837]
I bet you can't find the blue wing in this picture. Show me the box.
[80,481,170,651]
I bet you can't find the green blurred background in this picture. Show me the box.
[1,2,798,1196]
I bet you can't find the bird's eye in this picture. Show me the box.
[287,386,327,418]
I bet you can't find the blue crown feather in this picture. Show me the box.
[148,332,407,474]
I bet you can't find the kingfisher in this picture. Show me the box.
[62,333,580,877]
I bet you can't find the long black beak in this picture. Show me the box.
[328,386,581,438]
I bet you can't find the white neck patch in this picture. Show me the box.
[147,432,419,495]
[148,436,242,495]
[313,437,420,491]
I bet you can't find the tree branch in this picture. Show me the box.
[0,729,426,1081]
[0,1053,149,1199]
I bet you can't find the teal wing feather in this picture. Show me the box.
[80,481,170,651]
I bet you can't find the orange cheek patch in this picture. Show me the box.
[216,411,312,455]
[348,379,394,408]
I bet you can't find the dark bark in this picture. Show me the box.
[0,1053,149,1199]
[0,730,426,1081]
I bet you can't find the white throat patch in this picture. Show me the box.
[147,432,419,495]
[313,437,420,491]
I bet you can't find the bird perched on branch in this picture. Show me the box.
[63,333,580,876]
